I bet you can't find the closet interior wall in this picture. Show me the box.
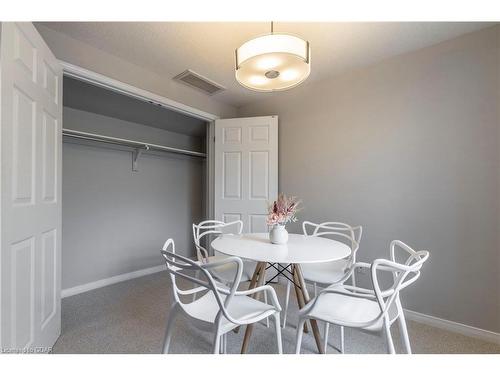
[62,77,207,291]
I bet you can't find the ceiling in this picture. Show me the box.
[39,22,495,107]
[64,77,207,137]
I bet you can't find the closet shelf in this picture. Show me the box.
[62,128,207,158]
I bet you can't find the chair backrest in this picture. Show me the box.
[302,221,362,264]
[161,238,243,324]
[192,220,243,262]
[371,240,429,320]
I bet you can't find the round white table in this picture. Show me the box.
[211,232,351,354]
[212,233,350,264]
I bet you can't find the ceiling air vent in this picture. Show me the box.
[173,69,225,95]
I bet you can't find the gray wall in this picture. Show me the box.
[35,24,237,119]
[239,26,500,332]
[62,107,204,289]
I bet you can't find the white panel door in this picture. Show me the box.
[214,116,278,233]
[0,22,62,351]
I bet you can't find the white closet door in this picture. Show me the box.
[214,116,278,233]
[0,22,62,351]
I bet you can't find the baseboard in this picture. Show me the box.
[61,265,165,298]
[404,309,500,345]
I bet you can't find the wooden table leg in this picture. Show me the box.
[240,262,266,354]
[292,265,309,334]
[294,264,325,354]
[248,262,264,296]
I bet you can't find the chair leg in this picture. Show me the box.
[212,329,221,355]
[264,293,270,328]
[340,326,345,354]
[220,333,227,354]
[161,305,179,354]
[313,282,318,298]
[323,323,329,354]
[283,280,291,328]
[384,321,395,354]
[322,324,344,354]
[273,313,283,354]
[295,318,306,354]
[397,312,412,354]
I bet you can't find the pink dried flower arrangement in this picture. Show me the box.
[266,193,301,226]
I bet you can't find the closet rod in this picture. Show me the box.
[62,128,207,158]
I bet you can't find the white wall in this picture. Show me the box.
[239,26,500,333]
[62,107,204,289]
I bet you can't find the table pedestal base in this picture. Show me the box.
[240,262,324,354]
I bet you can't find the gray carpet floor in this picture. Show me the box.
[53,271,500,354]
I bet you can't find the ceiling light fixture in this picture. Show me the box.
[235,22,311,92]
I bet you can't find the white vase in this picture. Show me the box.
[270,224,288,245]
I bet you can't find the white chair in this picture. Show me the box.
[301,221,363,288]
[160,239,282,354]
[282,221,362,353]
[193,220,269,327]
[295,240,429,354]
[192,220,254,283]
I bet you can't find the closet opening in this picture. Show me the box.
[61,76,208,296]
